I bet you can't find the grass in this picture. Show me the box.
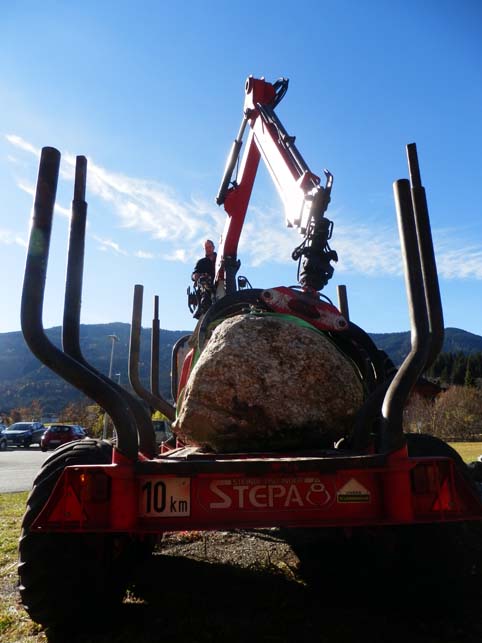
[0,492,27,570]
[0,491,46,642]
[449,441,482,463]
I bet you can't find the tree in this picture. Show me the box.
[452,354,466,385]
[404,385,482,441]
[58,400,103,435]
[439,366,450,384]
[432,386,482,441]
[7,399,44,424]
[8,408,23,424]
[404,393,436,435]
[464,358,476,387]
[88,406,106,438]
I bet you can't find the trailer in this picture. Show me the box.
[18,77,482,629]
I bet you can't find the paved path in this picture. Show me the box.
[0,447,50,493]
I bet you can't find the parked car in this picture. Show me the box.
[0,424,7,451]
[5,422,46,448]
[40,424,87,451]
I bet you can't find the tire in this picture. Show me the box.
[18,439,145,629]
[467,460,482,483]
[404,433,482,604]
[405,432,478,488]
[0,439,6,451]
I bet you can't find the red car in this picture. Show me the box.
[40,424,87,451]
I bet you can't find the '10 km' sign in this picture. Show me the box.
[140,478,190,517]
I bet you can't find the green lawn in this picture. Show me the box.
[0,491,45,642]
[449,441,482,463]
[0,491,27,568]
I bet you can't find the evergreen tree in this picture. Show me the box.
[464,357,476,387]
[439,366,450,384]
[452,353,466,385]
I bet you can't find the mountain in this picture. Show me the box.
[0,323,191,415]
[0,324,481,415]
[369,327,482,366]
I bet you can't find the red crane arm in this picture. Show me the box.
[215,76,334,294]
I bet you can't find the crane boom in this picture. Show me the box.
[215,76,336,295]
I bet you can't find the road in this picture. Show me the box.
[0,447,50,493]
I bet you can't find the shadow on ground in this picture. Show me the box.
[44,527,482,643]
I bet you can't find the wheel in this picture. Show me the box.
[467,460,482,483]
[406,433,482,523]
[0,439,6,451]
[404,433,482,605]
[405,432,478,487]
[18,439,146,629]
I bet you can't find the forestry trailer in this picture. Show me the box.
[18,77,482,628]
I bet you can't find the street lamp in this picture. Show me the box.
[102,334,119,439]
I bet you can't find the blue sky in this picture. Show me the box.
[1,1,481,338]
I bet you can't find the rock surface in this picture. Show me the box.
[173,314,364,452]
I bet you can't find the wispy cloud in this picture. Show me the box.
[335,220,401,275]
[5,134,40,157]
[5,134,482,281]
[92,234,128,255]
[16,180,71,218]
[162,248,189,262]
[65,152,223,248]
[5,137,70,220]
[435,230,482,280]
[240,205,402,275]
[16,181,35,197]
[134,250,155,259]
[6,134,224,260]
[0,228,27,248]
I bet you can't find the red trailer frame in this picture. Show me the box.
[31,447,482,534]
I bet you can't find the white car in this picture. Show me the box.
[0,424,7,450]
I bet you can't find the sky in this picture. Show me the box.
[1,0,481,341]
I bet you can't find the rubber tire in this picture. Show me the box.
[406,432,465,461]
[287,435,482,607]
[404,433,482,604]
[405,432,480,488]
[467,460,482,483]
[18,439,141,629]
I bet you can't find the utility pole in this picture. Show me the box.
[102,334,119,439]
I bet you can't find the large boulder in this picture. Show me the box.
[173,314,364,452]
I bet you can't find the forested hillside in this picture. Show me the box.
[0,323,190,415]
[370,327,482,366]
[0,324,480,416]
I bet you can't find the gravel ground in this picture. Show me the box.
[125,527,482,643]
[160,529,300,568]
[3,526,482,642]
